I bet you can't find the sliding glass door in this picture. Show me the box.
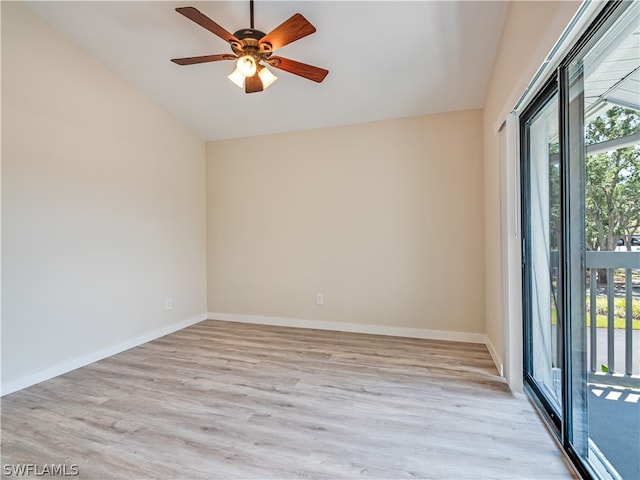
[522,2,639,478]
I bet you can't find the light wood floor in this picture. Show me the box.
[1,320,573,479]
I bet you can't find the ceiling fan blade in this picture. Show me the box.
[259,13,316,51]
[245,72,264,94]
[176,7,239,44]
[268,56,328,83]
[171,54,235,66]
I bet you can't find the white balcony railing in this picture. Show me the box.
[587,251,640,388]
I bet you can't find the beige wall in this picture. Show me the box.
[207,110,485,335]
[1,3,207,389]
[482,1,581,370]
[1,0,586,392]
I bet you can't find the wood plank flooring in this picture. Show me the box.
[1,320,573,479]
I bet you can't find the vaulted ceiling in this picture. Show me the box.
[27,1,510,141]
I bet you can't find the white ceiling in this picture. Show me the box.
[27,1,509,141]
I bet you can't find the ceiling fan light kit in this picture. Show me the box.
[170,2,328,94]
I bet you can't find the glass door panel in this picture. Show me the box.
[566,3,640,478]
[523,91,563,419]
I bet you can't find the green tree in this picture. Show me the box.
[585,106,640,254]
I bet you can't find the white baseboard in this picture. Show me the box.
[1,313,207,396]
[208,312,488,344]
[485,336,504,377]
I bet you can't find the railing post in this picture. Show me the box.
[590,268,597,373]
[625,269,633,376]
[607,268,615,372]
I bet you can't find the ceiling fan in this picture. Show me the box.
[170,2,329,94]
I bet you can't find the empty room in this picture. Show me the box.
[2,1,638,479]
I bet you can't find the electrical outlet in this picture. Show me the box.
[165,298,172,310]
[316,293,324,305]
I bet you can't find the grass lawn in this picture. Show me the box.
[550,296,640,330]
[588,296,640,329]
[587,315,640,330]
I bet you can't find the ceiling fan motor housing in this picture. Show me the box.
[233,28,266,41]
[231,28,274,59]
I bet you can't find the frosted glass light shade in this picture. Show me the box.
[228,68,245,89]
[258,66,278,89]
